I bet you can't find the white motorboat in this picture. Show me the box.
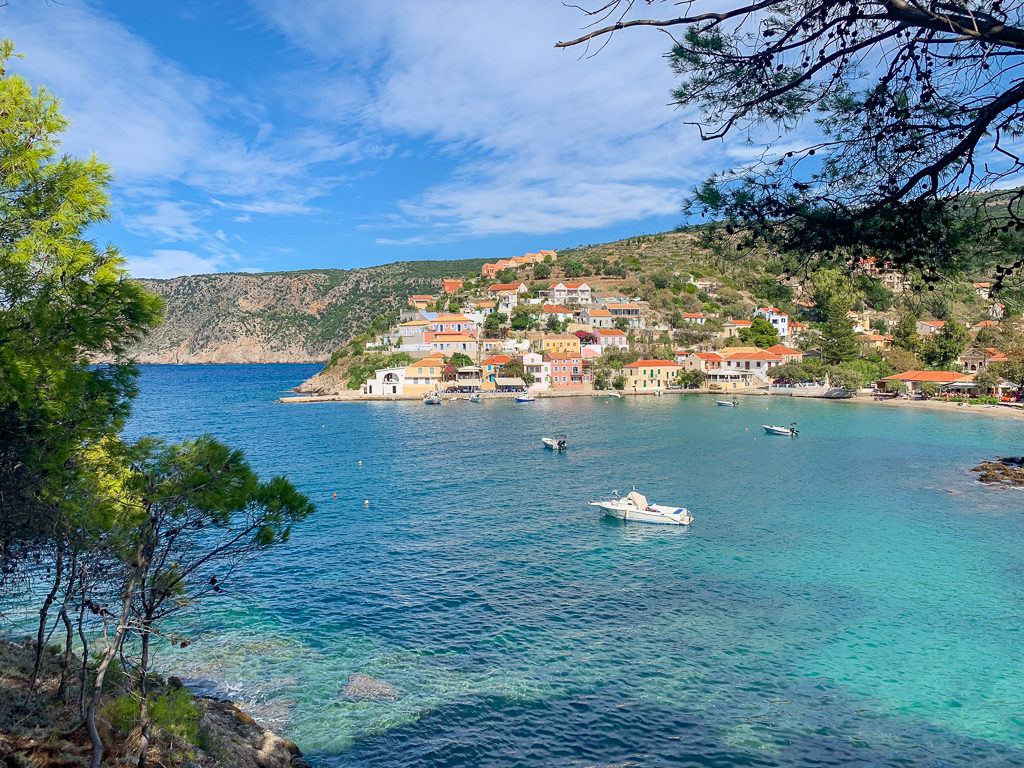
[607,392,623,398]
[542,434,567,451]
[467,394,483,403]
[514,394,536,402]
[423,393,442,405]
[716,399,738,407]
[589,490,693,526]
[763,423,798,436]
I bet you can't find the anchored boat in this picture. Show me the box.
[514,393,536,402]
[542,434,567,451]
[589,490,693,526]
[763,423,798,436]
[423,393,442,405]
[716,399,738,407]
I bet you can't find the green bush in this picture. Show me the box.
[102,687,200,747]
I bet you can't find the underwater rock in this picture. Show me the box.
[338,673,400,702]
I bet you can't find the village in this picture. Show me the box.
[288,249,1021,404]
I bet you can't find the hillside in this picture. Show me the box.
[121,259,485,363]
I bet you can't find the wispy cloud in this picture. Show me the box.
[256,0,711,239]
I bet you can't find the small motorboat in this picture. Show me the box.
[542,434,568,451]
[589,490,692,526]
[763,423,798,436]
[608,392,623,398]
[423,393,442,405]
[467,394,483,403]
[716,399,738,407]
[514,393,536,402]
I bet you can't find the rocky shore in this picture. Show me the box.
[0,638,308,768]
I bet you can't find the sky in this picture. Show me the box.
[2,1,738,278]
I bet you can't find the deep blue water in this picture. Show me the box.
[125,364,1024,768]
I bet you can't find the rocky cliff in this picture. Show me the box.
[122,259,485,364]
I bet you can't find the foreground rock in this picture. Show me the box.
[971,457,1024,486]
[198,697,309,768]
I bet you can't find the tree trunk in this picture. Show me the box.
[77,593,89,720]
[31,542,63,691]
[136,624,152,768]
[57,605,73,701]
[87,568,139,768]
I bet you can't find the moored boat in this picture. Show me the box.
[589,490,692,525]
[423,393,442,405]
[762,423,798,436]
[542,434,567,451]
[467,393,483,403]
[716,399,738,407]
[514,393,536,402]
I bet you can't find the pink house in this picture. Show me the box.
[546,352,591,390]
[593,328,629,351]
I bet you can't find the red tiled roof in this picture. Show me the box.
[919,320,945,327]
[586,308,612,317]
[489,282,525,291]
[695,352,724,361]
[727,319,752,326]
[973,320,998,328]
[758,307,788,316]
[882,370,969,382]
[595,329,626,336]
[542,304,573,313]
[680,313,705,318]
[546,352,582,361]
[724,350,785,361]
[481,355,511,366]
[767,344,801,355]
[562,282,589,289]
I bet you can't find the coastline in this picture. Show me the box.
[279,388,1024,420]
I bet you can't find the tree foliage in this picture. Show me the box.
[559,1,1024,285]
[738,316,779,347]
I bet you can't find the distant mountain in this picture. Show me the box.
[123,259,485,364]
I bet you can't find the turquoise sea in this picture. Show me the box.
[125,364,1024,767]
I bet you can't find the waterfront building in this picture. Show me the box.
[623,359,682,390]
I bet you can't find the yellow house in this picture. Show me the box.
[623,359,682,390]
[403,353,445,396]
[537,334,581,355]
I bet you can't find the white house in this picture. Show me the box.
[755,307,789,339]
[679,313,706,325]
[680,351,723,371]
[593,328,629,351]
[606,302,643,329]
[550,282,592,305]
[720,349,786,382]
[488,282,528,294]
[497,291,519,314]
[362,366,406,396]
[916,319,945,335]
[581,307,614,329]
[540,304,574,323]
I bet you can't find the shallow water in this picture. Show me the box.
[126,364,1024,767]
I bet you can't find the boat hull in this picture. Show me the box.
[589,501,692,525]
[541,438,566,451]
[762,425,796,435]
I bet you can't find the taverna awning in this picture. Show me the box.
[495,376,526,387]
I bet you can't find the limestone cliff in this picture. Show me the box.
[120,259,485,364]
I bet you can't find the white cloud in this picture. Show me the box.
[126,249,223,279]
[256,0,712,238]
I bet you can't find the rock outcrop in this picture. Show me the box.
[972,457,1024,486]
[197,698,309,768]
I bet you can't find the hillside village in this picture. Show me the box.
[295,231,1024,401]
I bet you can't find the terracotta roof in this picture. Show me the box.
[433,314,472,322]
[726,319,752,326]
[595,329,626,336]
[789,321,807,328]
[694,352,724,361]
[758,307,788,316]
[581,348,601,359]
[767,344,801,355]
[489,282,525,291]
[973,320,998,328]
[400,320,430,327]
[680,313,706,318]
[725,350,785,361]
[919,320,945,327]
[561,282,589,289]
[542,304,573,313]
[546,352,582,361]
[974,282,992,288]
[409,294,435,301]
[624,359,682,368]
[586,308,612,317]
[607,302,640,309]
[882,370,969,382]
[481,355,512,366]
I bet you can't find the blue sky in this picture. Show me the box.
[4,1,737,278]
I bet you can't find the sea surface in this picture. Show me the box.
[124,364,1024,768]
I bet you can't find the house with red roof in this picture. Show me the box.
[592,328,629,351]
[581,307,614,329]
[679,351,723,371]
[480,354,512,388]
[720,319,753,339]
[916,319,945,335]
[488,282,528,294]
[441,278,464,294]
[721,349,786,382]
[766,344,803,364]
[540,304,574,323]
[880,370,971,393]
[972,320,999,332]
[679,312,706,325]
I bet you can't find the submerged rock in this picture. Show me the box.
[971,458,1024,486]
[338,673,400,702]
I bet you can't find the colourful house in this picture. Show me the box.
[623,359,682,390]
[480,354,512,388]
[408,294,436,311]
[547,352,591,390]
[403,353,445,396]
[537,334,582,355]
[429,333,478,359]
[766,344,803,364]
[441,278,464,294]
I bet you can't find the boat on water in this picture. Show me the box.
[589,490,693,526]
[467,394,483,403]
[542,433,567,451]
[607,392,623,398]
[423,393,442,405]
[716,399,738,407]
[514,393,536,402]
[763,423,798,436]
